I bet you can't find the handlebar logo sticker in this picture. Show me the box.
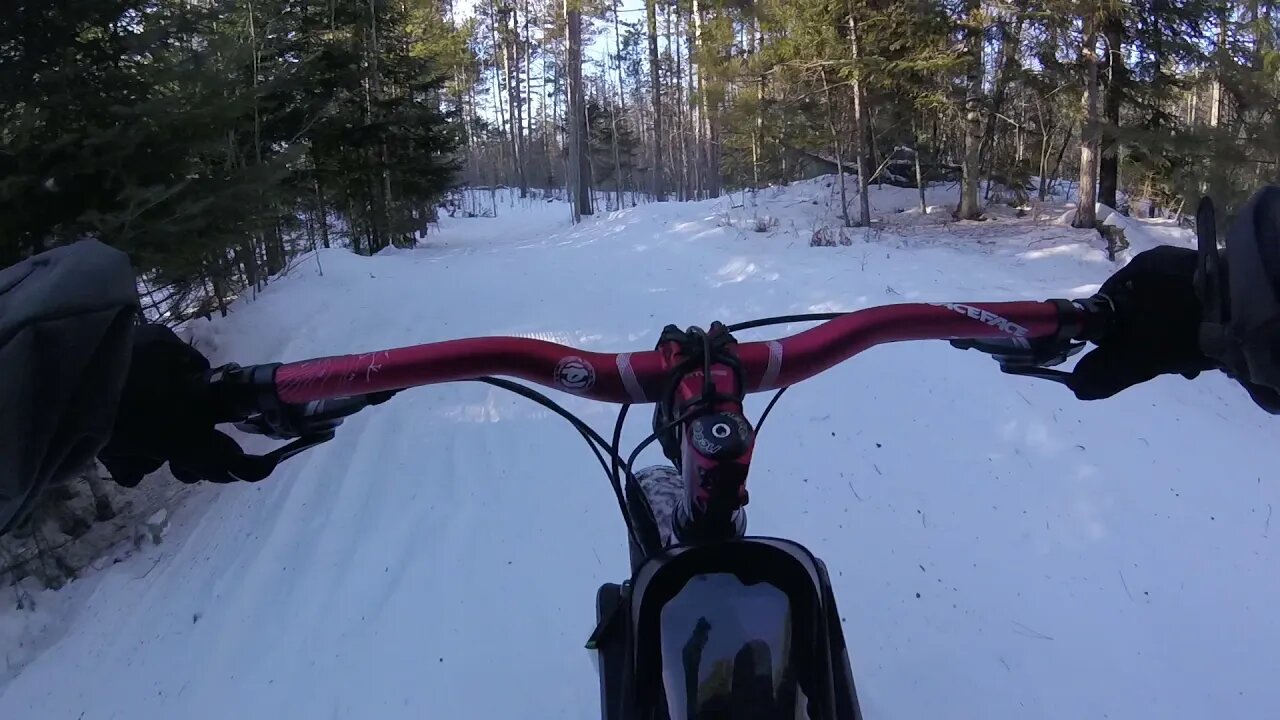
[555,356,596,392]
[931,302,1030,341]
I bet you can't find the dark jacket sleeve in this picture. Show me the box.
[0,241,139,534]
[1201,186,1280,412]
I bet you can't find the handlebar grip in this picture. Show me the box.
[206,363,282,423]
[1062,295,1114,344]
[209,362,394,439]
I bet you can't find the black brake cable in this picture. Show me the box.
[466,313,850,554]
[610,403,662,551]
[472,377,616,479]
[470,378,702,556]
[610,403,629,497]
[611,402,670,556]
[755,387,788,433]
[623,405,702,497]
[471,377,642,547]
[726,312,847,333]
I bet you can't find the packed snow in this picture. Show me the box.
[2,179,1277,719]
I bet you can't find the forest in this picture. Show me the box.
[2,0,1277,319]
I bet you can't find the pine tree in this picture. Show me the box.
[1,0,463,305]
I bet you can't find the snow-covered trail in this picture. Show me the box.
[3,188,1279,719]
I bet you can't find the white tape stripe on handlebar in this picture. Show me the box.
[760,340,783,390]
[616,353,647,402]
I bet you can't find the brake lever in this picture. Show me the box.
[203,363,399,480]
[235,392,398,440]
[950,337,1084,388]
[255,432,338,465]
[950,297,1112,388]
[949,335,1086,369]
[997,365,1074,385]
[225,392,397,479]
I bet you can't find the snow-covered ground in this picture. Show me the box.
[3,180,1277,719]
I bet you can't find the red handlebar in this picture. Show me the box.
[273,301,1071,405]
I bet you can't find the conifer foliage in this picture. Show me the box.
[3,0,1278,311]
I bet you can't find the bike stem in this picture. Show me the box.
[654,323,755,545]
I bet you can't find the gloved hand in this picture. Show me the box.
[99,325,275,486]
[1067,246,1218,400]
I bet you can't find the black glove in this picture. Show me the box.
[99,325,276,486]
[1068,246,1218,400]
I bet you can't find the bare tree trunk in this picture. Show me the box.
[551,45,562,194]
[607,40,624,210]
[314,178,331,249]
[500,2,527,197]
[612,1,632,205]
[913,117,928,214]
[1206,4,1228,202]
[1048,123,1073,199]
[750,15,762,193]
[522,0,534,180]
[822,72,851,227]
[302,207,319,259]
[581,96,595,213]
[707,119,721,196]
[1074,9,1100,229]
[1210,5,1225,130]
[671,5,688,201]
[1016,95,1026,163]
[208,271,229,317]
[566,0,592,217]
[1036,97,1056,202]
[542,44,553,188]
[957,0,984,219]
[1039,124,1053,202]
[980,7,1024,184]
[848,11,872,226]
[701,3,721,197]
[1098,8,1123,209]
[487,0,510,185]
[689,0,703,199]
[645,0,665,200]
[458,65,474,186]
